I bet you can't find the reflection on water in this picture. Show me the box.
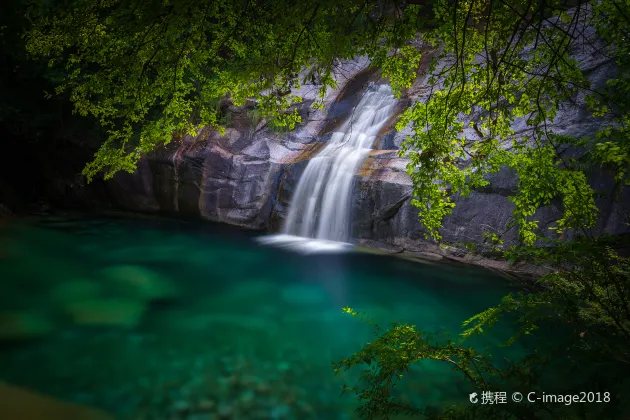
[0,214,527,419]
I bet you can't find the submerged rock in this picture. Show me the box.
[64,298,146,328]
[51,279,102,306]
[0,311,56,341]
[100,264,179,301]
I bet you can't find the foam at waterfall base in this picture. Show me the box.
[256,234,354,254]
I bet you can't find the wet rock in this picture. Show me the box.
[64,298,146,328]
[107,159,160,213]
[0,311,56,341]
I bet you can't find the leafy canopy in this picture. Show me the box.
[25,0,423,181]
[25,0,628,248]
[396,0,627,245]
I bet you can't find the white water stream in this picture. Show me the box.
[260,84,397,252]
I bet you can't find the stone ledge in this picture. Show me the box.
[355,238,550,281]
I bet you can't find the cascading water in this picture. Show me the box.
[260,83,397,252]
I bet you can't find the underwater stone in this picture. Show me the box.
[64,298,146,328]
[51,279,102,306]
[0,312,56,341]
[100,264,179,301]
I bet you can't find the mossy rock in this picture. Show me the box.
[64,298,146,328]
[100,264,179,301]
[50,279,102,306]
[0,312,56,341]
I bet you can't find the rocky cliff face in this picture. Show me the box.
[107,44,629,274]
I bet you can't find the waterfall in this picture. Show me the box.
[281,83,398,245]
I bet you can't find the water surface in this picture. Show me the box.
[0,213,528,419]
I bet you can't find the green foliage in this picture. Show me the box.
[266,113,295,134]
[587,0,630,187]
[332,1,630,419]
[247,104,298,135]
[335,245,630,418]
[18,0,629,234]
[247,107,263,127]
[395,0,618,245]
[334,233,630,417]
[332,308,497,419]
[374,45,423,98]
[24,0,424,181]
